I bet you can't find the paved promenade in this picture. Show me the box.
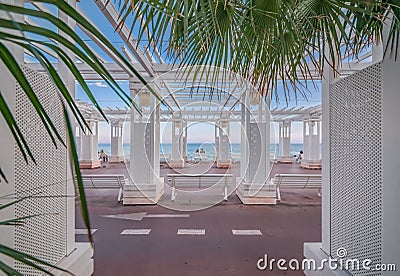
[77,162,322,275]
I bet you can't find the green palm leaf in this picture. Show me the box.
[115,0,400,96]
[0,244,72,276]
[63,102,93,244]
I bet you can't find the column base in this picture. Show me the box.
[53,242,94,276]
[301,160,322,169]
[277,156,293,163]
[123,177,164,205]
[236,179,277,205]
[303,242,348,276]
[217,159,231,168]
[169,159,185,168]
[108,156,124,163]
[79,160,101,169]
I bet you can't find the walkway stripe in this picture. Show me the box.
[121,229,151,235]
[75,229,97,235]
[145,214,190,218]
[232,230,262,236]
[177,229,205,235]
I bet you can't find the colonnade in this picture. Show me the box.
[301,119,322,169]
[277,121,292,163]
[75,83,322,204]
[276,120,321,168]
[76,118,125,168]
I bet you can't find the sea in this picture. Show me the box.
[98,143,306,160]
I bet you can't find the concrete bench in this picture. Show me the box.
[167,174,234,201]
[81,174,126,202]
[272,173,322,201]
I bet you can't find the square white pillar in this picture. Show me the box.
[125,86,164,205]
[301,120,321,169]
[169,118,184,168]
[217,119,231,168]
[79,120,101,169]
[109,121,124,163]
[237,90,275,204]
[305,23,400,274]
[215,124,219,161]
[277,121,292,163]
[0,2,93,270]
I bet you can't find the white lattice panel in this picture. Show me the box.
[330,62,382,275]
[14,66,67,275]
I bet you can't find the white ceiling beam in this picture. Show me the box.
[121,46,137,63]
[94,0,155,77]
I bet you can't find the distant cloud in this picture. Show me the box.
[88,81,108,88]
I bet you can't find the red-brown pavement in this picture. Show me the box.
[77,162,322,275]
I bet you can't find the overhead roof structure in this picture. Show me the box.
[24,1,369,122]
[76,100,321,123]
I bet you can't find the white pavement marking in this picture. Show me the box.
[177,229,206,235]
[75,229,98,235]
[145,214,190,218]
[232,230,262,236]
[102,212,190,221]
[121,229,151,235]
[102,212,147,221]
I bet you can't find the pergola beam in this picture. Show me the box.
[94,0,155,77]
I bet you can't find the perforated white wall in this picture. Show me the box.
[14,66,67,274]
[330,62,382,275]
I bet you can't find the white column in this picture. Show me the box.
[306,22,400,275]
[381,20,400,270]
[125,83,164,204]
[74,124,82,158]
[61,3,94,273]
[182,121,187,161]
[214,123,219,161]
[278,121,292,163]
[303,33,335,273]
[170,116,184,168]
[301,119,321,169]
[1,1,93,274]
[237,89,274,204]
[320,54,333,255]
[79,119,101,169]
[109,121,124,162]
[58,0,84,260]
[217,119,231,168]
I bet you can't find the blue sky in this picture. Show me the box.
[71,2,322,144]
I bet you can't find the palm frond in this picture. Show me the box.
[0,244,72,276]
[63,103,93,244]
[115,0,400,97]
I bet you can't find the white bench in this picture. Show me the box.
[81,174,126,202]
[272,174,322,201]
[167,174,233,201]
